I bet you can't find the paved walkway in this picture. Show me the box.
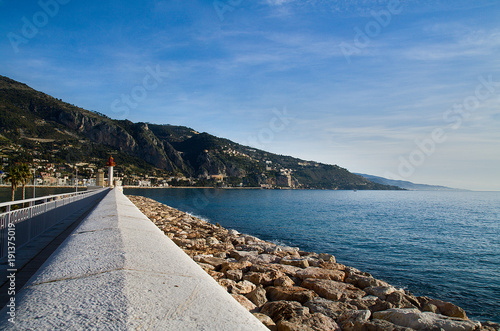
[0,195,104,309]
[0,188,266,330]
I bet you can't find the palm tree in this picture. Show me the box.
[5,165,23,201]
[19,163,32,201]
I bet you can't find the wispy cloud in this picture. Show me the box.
[403,28,500,61]
[264,0,296,6]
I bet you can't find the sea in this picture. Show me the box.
[124,188,499,323]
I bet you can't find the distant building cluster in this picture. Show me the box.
[258,162,298,189]
[0,149,300,189]
[0,157,123,188]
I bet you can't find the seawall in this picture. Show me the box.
[0,188,267,330]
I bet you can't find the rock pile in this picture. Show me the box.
[128,195,498,331]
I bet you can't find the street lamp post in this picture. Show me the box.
[33,168,36,199]
[75,165,78,193]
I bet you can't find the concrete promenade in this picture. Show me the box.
[0,188,266,330]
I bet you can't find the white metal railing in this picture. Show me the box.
[0,188,108,230]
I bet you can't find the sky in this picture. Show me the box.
[0,0,499,191]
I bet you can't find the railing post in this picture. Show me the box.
[27,211,31,242]
[6,205,10,226]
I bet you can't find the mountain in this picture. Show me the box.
[0,75,402,190]
[355,173,466,191]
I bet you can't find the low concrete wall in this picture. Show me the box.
[0,188,267,330]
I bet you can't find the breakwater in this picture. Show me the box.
[128,195,499,331]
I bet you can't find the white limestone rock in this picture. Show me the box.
[373,308,482,331]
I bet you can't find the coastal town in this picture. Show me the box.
[0,153,298,190]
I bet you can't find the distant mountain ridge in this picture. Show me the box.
[355,173,466,191]
[0,75,402,190]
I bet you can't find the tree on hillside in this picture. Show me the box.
[5,165,22,201]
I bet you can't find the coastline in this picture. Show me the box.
[128,195,498,331]
[1,185,260,190]
[0,185,87,188]
[123,186,264,189]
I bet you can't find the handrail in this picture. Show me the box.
[0,188,109,230]
[0,189,99,209]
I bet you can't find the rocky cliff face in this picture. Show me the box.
[56,110,177,170]
[195,151,227,177]
[58,111,136,150]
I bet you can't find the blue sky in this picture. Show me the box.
[1,0,499,190]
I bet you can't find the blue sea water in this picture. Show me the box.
[124,188,500,323]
